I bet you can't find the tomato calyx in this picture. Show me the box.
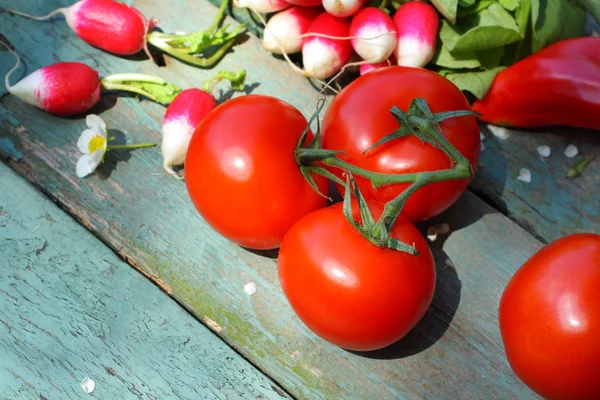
[296,97,477,254]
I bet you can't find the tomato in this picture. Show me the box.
[499,233,600,400]
[321,66,480,222]
[278,200,435,351]
[185,95,328,250]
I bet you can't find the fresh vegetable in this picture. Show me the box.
[322,0,366,18]
[278,199,435,351]
[321,66,479,222]
[472,37,600,129]
[2,45,181,116]
[184,94,328,250]
[302,13,353,79]
[430,0,590,99]
[359,60,390,75]
[393,2,439,68]
[499,233,600,400]
[262,6,322,54]
[9,0,245,68]
[233,0,290,14]
[286,0,321,5]
[7,0,150,56]
[161,70,246,178]
[349,7,397,63]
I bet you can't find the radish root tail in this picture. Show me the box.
[6,7,67,21]
[0,40,21,92]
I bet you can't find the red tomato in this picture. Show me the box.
[278,200,435,351]
[499,233,600,400]
[321,66,480,222]
[185,95,328,250]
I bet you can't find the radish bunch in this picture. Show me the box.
[246,0,439,81]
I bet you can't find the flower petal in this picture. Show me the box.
[86,114,107,137]
[77,129,96,154]
[76,148,104,178]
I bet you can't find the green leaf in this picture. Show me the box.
[574,0,600,24]
[431,43,482,69]
[431,0,459,23]
[457,0,495,17]
[444,67,506,99]
[499,0,520,11]
[203,69,247,92]
[458,0,477,7]
[440,3,523,52]
[477,47,505,68]
[530,0,586,52]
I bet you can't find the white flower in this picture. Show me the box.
[76,115,107,178]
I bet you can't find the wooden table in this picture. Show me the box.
[1,1,598,399]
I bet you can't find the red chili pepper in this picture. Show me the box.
[472,37,600,130]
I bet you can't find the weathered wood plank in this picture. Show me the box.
[0,1,547,398]
[473,126,600,243]
[0,162,292,399]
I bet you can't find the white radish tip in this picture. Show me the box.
[163,163,184,180]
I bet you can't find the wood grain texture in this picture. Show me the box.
[0,162,291,400]
[0,1,548,398]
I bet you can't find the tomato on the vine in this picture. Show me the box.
[499,233,600,400]
[185,94,328,250]
[278,200,435,351]
[322,66,480,222]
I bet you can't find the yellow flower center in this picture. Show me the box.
[88,135,106,154]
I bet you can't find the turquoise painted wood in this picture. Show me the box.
[0,162,291,399]
[0,1,550,398]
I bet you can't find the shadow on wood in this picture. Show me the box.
[96,129,133,180]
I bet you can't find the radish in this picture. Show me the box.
[359,60,390,75]
[161,70,246,178]
[322,0,366,18]
[263,6,322,54]
[393,2,439,68]
[233,0,290,14]
[349,7,396,63]
[7,0,150,56]
[286,0,322,5]
[2,44,181,116]
[302,13,353,80]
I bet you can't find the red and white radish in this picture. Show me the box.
[302,13,353,80]
[322,0,366,18]
[263,6,322,54]
[359,60,390,75]
[349,7,396,63]
[233,0,290,14]
[8,0,149,56]
[393,2,439,68]
[2,44,182,116]
[3,45,101,116]
[286,0,322,6]
[161,89,217,177]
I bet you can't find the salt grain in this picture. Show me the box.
[517,168,532,183]
[80,377,95,394]
[487,124,510,140]
[564,144,579,158]
[537,145,551,158]
[244,282,257,296]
